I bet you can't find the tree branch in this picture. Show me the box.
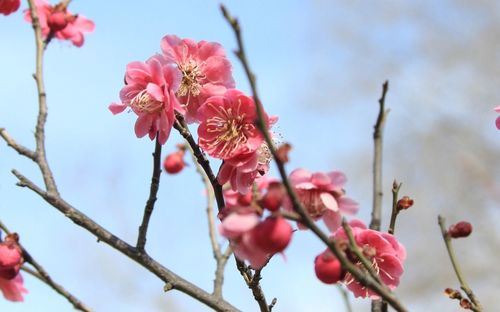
[26,0,59,195]
[0,219,92,312]
[221,5,407,312]
[10,169,239,311]
[388,181,402,235]
[136,137,162,252]
[438,215,482,312]
[0,128,36,160]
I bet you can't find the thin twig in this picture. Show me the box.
[369,81,389,231]
[0,128,36,160]
[136,137,162,252]
[26,0,59,195]
[388,181,402,235]
[185,141,234,299]
[0,219,92,312]
[438,215,482,312]
[10,169,239,311]
[337,285,353,312]
[221,6,407,312]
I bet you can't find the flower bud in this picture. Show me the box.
[314,252,344,284]
[448,221,472,238]
[460,298,472,309]
[163,150,186,174]
[444,288,462,299]
[276,143,292,164]
[47,11,69,31]
[252,217,292,254]
[237,192,253,206]
[260,182,284,211]
[397,196,414,210]
[0,233,23,280]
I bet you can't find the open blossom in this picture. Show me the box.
[218,143,273,194]
[0,0,20,15]
[219,208,292,269]
[198,89,268,160]
[109,55,182,145]
[24,0,94,47]
[333,220,406,298]
[160,35,235,123]
[0,233,27,302]
[285,168,359,232]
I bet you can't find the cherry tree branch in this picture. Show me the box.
[369,81,389,231]
[0,220,92,312]
[438,215,482,312]
[221,5,407,312]
[174,114,270,310]
[136,137,162,252]
[10,170,239,311]
[388,181,402,235]
[26,0,59,195]
[0,129,36,160]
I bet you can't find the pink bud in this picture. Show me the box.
[448,221,473,238]
[47,11,69,32]
[0,233,23,280]
[237,192,253,206]
[260,182,284,211]
[252,217,292,254]
[314,252,344,284]
[163,151,186,174]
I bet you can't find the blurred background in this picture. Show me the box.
[1,0,499,311]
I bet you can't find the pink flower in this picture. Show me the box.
[0,233,27,302]
[218,143,272,194]
[285,168,359,232]
[109,55,182,145]
[333,220,406,299]
[160,35,235,123]
[163,144,187,174]
[495,106,500,129]
[0,0,20,15]
[24,0,94,47]
[219,210,292,269]
[314,250,345,284]
[198,89,268,160]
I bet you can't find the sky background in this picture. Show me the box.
[1,0,500,311]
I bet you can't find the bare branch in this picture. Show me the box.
[438,215,482,312]
[221,5,407,312]
[10,170,239,311]
[0,219,92,312]
[388,181,402,235]
[369,81,389,231]
[136,137,162,252]
[0,128,36,160]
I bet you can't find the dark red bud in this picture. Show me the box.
[460,298,472,309]
[397,196,414,210]
[47,11,69,31]
[252,217,292,254]
[314,253,345,284]
[444,288,462,299]
[237,192,253,206]
[260,182,285,211]
[448,221,473,238]
[163,151,186,174]
[276,143,292,164]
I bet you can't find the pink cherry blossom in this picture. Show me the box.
[160,35,235,123]
[223,175,275,209]
[24,0,94,47]
[198,89,268,160]
[218,143,272,194]
[109,55,182,145]
[285,168,359,232]
[0,234,27,302]
[333,220,406,299]
[0,0,20,15]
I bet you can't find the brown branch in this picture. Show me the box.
[0,128,36,160]
[388,181,402,235]
[185,141,233,299]
[438,215,482,312]
[369,81,389,231]
[0,219,92,311]
[136,137,162,252]
[10,169,239,311]
[221,5,407,312]
[26,0,59,195]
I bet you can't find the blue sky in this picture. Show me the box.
[2,1,500,311]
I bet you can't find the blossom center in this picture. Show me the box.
[130,90,161,113]
[177,60,204,97]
